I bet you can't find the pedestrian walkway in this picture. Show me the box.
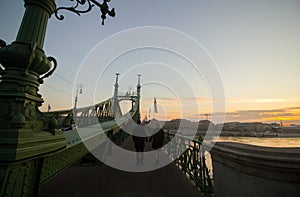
[38,137,204,197]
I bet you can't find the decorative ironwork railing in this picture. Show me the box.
[43,98,114,129]
[39,96,139,185]
[164,132,213,196]
[44,94,139,130]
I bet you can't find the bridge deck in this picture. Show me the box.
[38,137,204,197]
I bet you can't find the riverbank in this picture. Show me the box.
[173,130,300,138]
[218,131,300,138]
[215,136,300,148]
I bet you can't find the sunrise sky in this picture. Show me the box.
[1,0,299,125]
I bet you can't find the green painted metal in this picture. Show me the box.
[0,0,65,159]
[0,158,44,197]
[0,96,139,196]
[0,1,66,196]
[38,104,139,185]
[164,132,214,196]
[0,1,212,195]
[44,98,115,128]
[0,1,137,196]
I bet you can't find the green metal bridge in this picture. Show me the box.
[0,1,212,196]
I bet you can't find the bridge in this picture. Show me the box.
[1,1,300,197]
[37,132,210,197]
[0,60,213,196]
[0,1,212,196]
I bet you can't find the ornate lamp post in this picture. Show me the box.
[73,83,83,123]
[136,74,141,120]
[113,73,120,117]
[0,0,115,196]
[74,84,83,111]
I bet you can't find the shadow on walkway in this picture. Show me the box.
[38,137,203,197]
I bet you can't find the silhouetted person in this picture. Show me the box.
[132,119,148,164]
[150,121,164,163]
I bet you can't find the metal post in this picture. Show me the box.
[0,1,117,195]
[136,74,141,120]
[113,73,119,118]
[0,1,65,196]
[74,84,83,110]
[73,84,83,123]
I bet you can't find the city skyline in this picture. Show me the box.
[140,97,300,125]
[1,0,299,125]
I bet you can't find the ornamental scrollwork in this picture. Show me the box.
[38,56,57,84]
[55,0,116,25]
[0,39,6,47]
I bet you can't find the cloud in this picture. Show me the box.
[221,107,300,123]
[238,109,285,113]
[226,97,300,104]
[142,97,212,103]
[140,95,300,124]
[188,107,300,123]
[287,107,300,110]
[253,98,287,103]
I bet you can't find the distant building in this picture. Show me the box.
[222,122,240,131]
[163,119,198,131]
[162,119,300,135]
[280,126,300,133]
[222,122,266,132]
[198,120,214,131]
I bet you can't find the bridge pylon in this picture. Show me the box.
[0,1,139,196]
[0,1,65,196]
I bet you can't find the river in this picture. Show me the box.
[204,136,300,178]
[214,136,300,147]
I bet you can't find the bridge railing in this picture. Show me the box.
[42,95,139,146]
[43,98,114,129]
[44,95,139,130]
[38,96,140,185]
[164,132,213,196]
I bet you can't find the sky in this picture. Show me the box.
[0,0,300,125]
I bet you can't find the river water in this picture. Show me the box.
[215,136,300,147]
[204,137,300,178]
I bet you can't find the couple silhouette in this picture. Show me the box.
[132,119,164,165]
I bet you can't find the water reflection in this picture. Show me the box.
[204,137,300,178]
[215,137,300,148]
